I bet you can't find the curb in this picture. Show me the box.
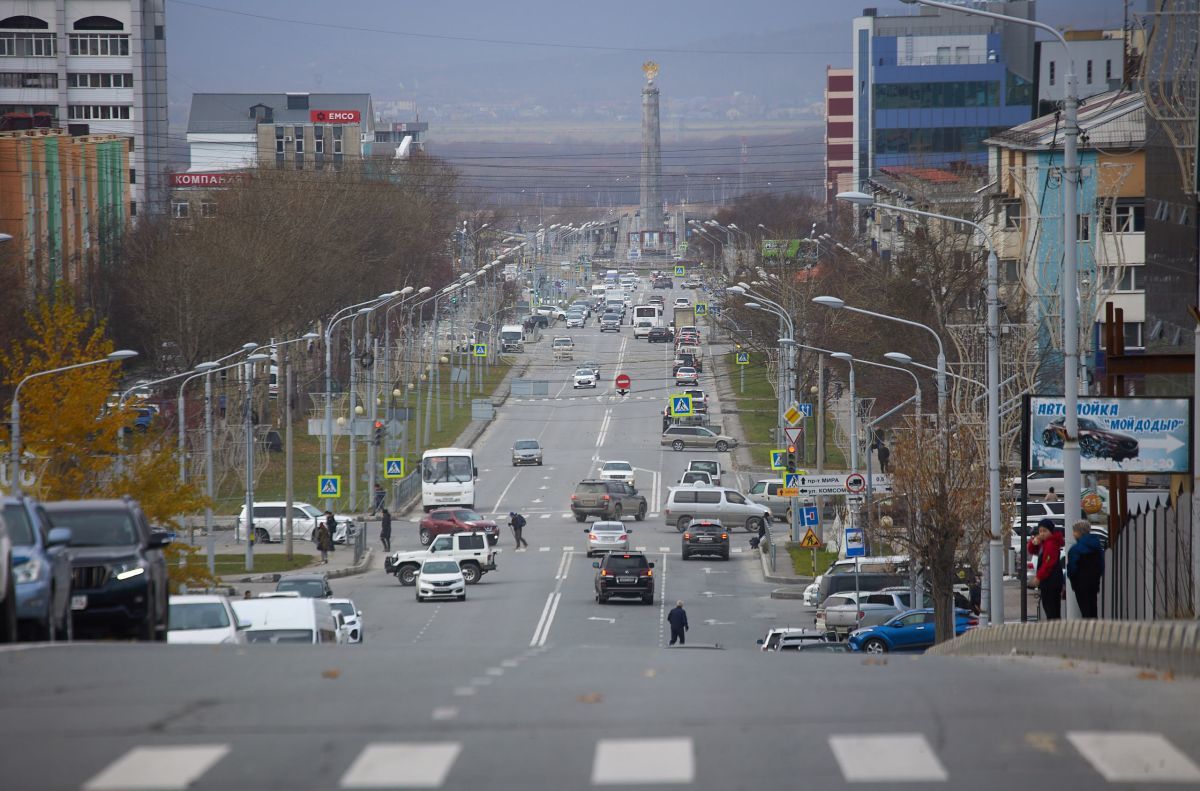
[928,619,1200,677]
[770,587,809,600]
[328,548,374,579]
[755,537,813,586]
[221,549,374,584]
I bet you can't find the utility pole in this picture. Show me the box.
[284,350,294,561]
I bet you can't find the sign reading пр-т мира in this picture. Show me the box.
[1027,396,1192,474]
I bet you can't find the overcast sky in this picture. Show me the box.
[166,0,1132,118]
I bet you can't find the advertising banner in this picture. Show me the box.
[1028,396,1191,473]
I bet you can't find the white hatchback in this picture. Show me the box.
[573,368,598,389]
[416,558,467,602]
[167,595,247,645]
[584,520,631,557]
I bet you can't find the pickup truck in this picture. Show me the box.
[384,531,498,586]
[818,590,912,637]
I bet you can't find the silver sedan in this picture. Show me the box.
[584,521,631,557]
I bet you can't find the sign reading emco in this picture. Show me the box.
[310,109,360,123]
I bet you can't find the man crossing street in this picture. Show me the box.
[508,511,529,551]
[667,600,689,646]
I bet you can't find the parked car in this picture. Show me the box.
[328,598,365,642]
[1041,416,1139,461]
[747,479,815,523]
[418,508,500,546]
[4,496,73,641]
[598,460,636,486]
[234,501,351,544]
[763,629,838,652]
[681,520,730,560]
[43,497,170,641]
[663,486,770,533]
[584,521,632,557]
[593,552,655,604]
[821,590,914,637]
[661,425,737,452]
[511,439,544,466]
[847,608,979,653]
[571,479,647,522]
[415,558,468,602]
[167,595,247,645]
[0,507,13,643]
[275,572,333,599]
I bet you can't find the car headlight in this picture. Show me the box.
[14,557,44,583]
[112,559,147,581]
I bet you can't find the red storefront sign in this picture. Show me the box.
[310,109,361,124]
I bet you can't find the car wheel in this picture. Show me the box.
[253,527,271,544]
[538,459,543,466]
[1041,429,1059,447]
[460,563,481,585]
[398,566,418,586]
[635,503,646,521]
[1080,436,1099,457]
[138,604,157,643]
[722,552,730,561]
[676,516,692,532]
[642,594,654,605]
[863,638,888,654]
[715,441,729,452]
[747,516,765,534]
[672,440,685,451]
[419,528,433,546]
[574,513,587,523]
[597,593,608,604]
[415,591,423,602]
[681,551,690,561]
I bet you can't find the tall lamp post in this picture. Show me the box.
[900,0,1080,620]
[829,353,859,533]
[838,189,1005,624]
[727,285,795,446]
[9,350,138,496]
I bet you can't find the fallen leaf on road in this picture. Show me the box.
[643,669,657,678]
[577,693,604,704]
[322,668,342,680]
[1137,670,1159,681]
[861,657,888,666]
[1024,732,1058,754]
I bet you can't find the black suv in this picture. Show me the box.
[593,552,655,604]
[681,519,730,560]
[43,497,170,641]
[571,480,647,522]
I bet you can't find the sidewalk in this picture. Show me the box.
[706,336,760,478]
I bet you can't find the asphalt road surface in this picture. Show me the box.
[3,286,1199,789]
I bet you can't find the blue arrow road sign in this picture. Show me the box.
[670,394,693,416]
[797,403,813,417]
[801,505,819,527]
[318,475,341,498]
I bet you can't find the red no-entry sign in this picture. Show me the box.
[615,374,631,390]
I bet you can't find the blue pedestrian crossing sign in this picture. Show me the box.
[800,505,819,527]
[669,394,693,416]
[735,351,749,365]
[384,457,405,479]
[674,265,686,277]
[694,303,708,317]
[770,449,787,470]
[784,472,801,489]
[472,343,488,357]
[318,474,342,498]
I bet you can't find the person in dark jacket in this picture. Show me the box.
[1027,519,1065,620]
[508,511,529,550]
[667,600,689,646]
[379,508,392,552]
[323,512,337,552]
[315,520,333,564]
[1067,520,1104,618]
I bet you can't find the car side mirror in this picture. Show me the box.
[236,618,251,630]
[756,638,764,645]
[147,532,171,549]
[649,561,656,569]
[46,527,72,546]
[592,561,600,568]
[583,527,590,533]
[473,467,479,478]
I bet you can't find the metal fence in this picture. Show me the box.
[1103,494,1195,620]
[390,470,422,513]
[352,517,368,566]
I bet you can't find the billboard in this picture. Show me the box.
[310,109,361,124]
[1028,396,1192,473]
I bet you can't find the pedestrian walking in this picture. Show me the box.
[315,520,333,564]
[508,511,529,550]
[379,507,392,553]
[371,483,386,516]
[1027,519,1065,620]
[1067,520,1104,618]
[1042,487,1059,503]
[667,601,689,646]
[662,409,671,433]
[323,511,338,554]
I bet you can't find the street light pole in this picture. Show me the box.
[831,353,858,533]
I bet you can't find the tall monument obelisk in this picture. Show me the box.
[639,61,663,236]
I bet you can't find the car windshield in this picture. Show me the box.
[453,510,484,521]
[423,561,461,574]
[276,580,326,597]
[591,523,624,533]
[422,455,473,484]
[169,602,231,631]
[2,504,37,544]
[298,505,322,518]
[51,510,140,547]
[691,523,723,533]
[604,555,649,571]
[245,629,313,644]
[575,369,593,376]
[330,602,355,616]
[690,462,718,474]
[603,462,632,471]
[514,440,540,450]
[576,482,609,494]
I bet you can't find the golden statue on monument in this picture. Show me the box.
[642,60,659,83]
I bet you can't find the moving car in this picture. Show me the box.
[1041,416,1139,461]
[580,360,601,379]
[661,425,737,452]
[329,598,364,643]
[663,486,770,533]
[847,608,979,653]
[275,573,333,598]
[570,479,647,522]
[673,297,691,309]
[674,367,699,387]
[584,521,631,557]
[680,520,730,560]
[685,460,723,487]
[678,471,713,486]
[44,497,170,642]
[4,496,73,641]
[232,597,341,644]
[647,327,674,343]
[599,315,621,333]
[167,594,247,645]
[418,508,500,546]
[387,532,498,586]
[681,388,708,413]
[511,439,544,466]
[415,558,467,602]
[593,552,655,604]
[565,311,586,329]
[552,337,575,360]
[573,368,598,389]
[0,508,13,643]
[598,460,636,486]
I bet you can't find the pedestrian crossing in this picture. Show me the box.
[75,731,1200,788]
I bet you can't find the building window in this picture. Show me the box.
[874,80,1000,109]
[1101,201,1146,233]
[155,24,164,40]
[0,103,57,119]
[1049,61,1056,86]
[936,46,951,64]
[200,200,217,218]
[1002,258,1020,283]
[68,34,130,56]
[294,135,304,154]
[1003,201,1023,229]
[67,72,134,88]
[130,200,136,216]
[0,32,56,56]
[1122,322,1144,350]
[1104,266,1144,292]
[1077,214,1091,242]
[129,168,136,184]
[315,136,324,154]
[1105,59,1113,81]
[0,71,57,88]
[171,201,190,219]
[1086,60,1093,84]
[67,105,132,120]
[955,46,970,63]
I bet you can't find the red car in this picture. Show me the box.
[419,508,499,546]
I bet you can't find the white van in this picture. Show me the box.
[662,486,771,533]
[232,597,341,645]
[499,324,525,353]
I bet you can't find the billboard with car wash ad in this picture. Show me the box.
[1028,396,1192,473]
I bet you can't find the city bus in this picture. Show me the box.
[421,448,478,511]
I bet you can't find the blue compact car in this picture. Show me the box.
[847,608,978,654]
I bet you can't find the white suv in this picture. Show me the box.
[235,502,352,544]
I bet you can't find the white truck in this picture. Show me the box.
[499,324,525,353]
[384,532,499,586]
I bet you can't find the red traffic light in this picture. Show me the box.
[374,420,384,429]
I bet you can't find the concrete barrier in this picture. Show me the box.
[929,619,1200,677]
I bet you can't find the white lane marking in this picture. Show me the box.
[1068,732,1200,782]
[562,545,574,551]
[452,686,476,697]
[829,734,947,782]
[648,512,660,518]
[732,548,743,554]
[657,552,668,645]
[635,546,647,551]
[501,659,520,668]
[485,667,504,676]
[561,513,573,518]
[431,706,458,721]
[83,745,230,790]
[530,591,558,646]
[539,513,551,519]
[340,742,461,788]
[531,592,562,647]
[555,550,574,580]
[491,472,521,518]
[591,738,694,785]
[658,546,671,552]
[469,676,492,686]
[539,546,551,552]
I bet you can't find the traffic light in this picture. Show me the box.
[373,420,384,446]
[786,444,798,473]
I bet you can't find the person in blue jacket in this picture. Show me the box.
[1067,520,1105,618]
[667,601,689,646]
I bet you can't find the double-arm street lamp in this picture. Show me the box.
[727,284,795,445]
[9,350,138,496]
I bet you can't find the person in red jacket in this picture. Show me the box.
[1027,519,1065,620]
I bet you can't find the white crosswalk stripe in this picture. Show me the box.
[1068,732,1200,783]
[829,734,947,782]
[340,742,461,788]
[83,745,230,790]
[591,738,694,785]
[539,546,551,552]
[732,548,744,554]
